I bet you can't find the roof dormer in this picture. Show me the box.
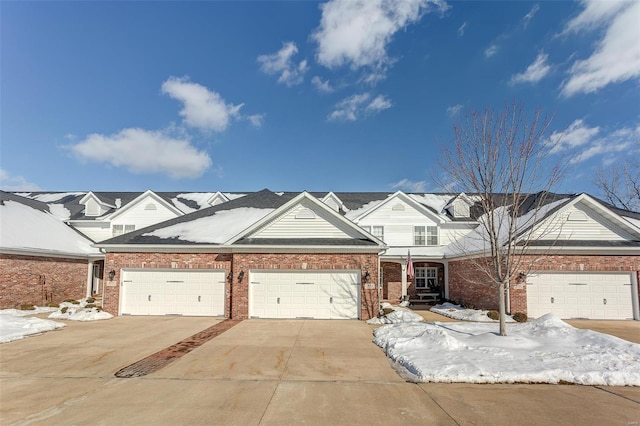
[321,192,346,212]
[207,191,230,207]
[445,193,473,219]
[78,192,115,217]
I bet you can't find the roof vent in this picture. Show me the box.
[115,198,122,208]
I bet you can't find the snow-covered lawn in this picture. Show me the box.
[0,310,65,343]
[1,299,113,343]
[431,302,515,322]
[374,314,640,386]
[48,299,113,322]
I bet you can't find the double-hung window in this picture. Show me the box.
[112,224,135,237]
[414,226,438,246]
[362,225,384,241]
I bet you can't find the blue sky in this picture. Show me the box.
[1,0,638,194]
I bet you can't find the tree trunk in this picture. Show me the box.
[498,280,507,336]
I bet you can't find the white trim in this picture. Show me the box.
[320,192,345,212]
[206,191,230,206]
[0,247,104,260]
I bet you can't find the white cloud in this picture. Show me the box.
[0,169,41,191]
[546,119,600,154]
[484,44,499,58]
[367,95,392,112]
[446,104,463,117]
[258,42,309,87]
[328,93,392,121]
[312,0,448,72]
[311,76,334,93]
[390,178,427,193]
[69,128,212,179]
[510,52,551,84]
[522,4,540,28]
[246,114,265,128]
[161,77,243,132]
[547,120,639,165]
[561,0,640,97]
[457,22,467,37]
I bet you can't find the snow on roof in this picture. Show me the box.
[623,216,640,230]
[409,194,453,214]
[0,200,100,256]
[17,192,85,203]
[172,192,247,212]
[144,207,274,244]
[344,198,387,220]
[445,198,569,256]
[48,203,71,220]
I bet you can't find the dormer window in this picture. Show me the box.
[85,199,100,216]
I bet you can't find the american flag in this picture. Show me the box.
[407,250,414,279]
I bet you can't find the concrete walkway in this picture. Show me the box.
[1,317,638,425]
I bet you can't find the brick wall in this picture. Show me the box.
[381,262,401,299]
[103,252,379,320]
[0,254,89,309]
[448,255,640,314]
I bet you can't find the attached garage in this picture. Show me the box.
[120,269,226,316]
[249,270,361,319]
[526,272,635,320]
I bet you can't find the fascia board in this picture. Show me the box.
[0,247,103,260]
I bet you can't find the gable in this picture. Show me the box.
[528,200,639,241]
[111,194,181,227]
[358,196,440,226]
[247,198,363,240]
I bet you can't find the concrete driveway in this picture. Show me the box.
[1,317,639,425]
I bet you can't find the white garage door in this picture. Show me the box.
[121,269,226,316]
[526,272,634,319]
[249,270,360,319]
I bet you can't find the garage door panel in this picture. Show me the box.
[526,272,633,320]
[249,270,360,319]
[121,270,225,317]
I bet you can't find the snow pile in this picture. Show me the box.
[0,311,65,343]
[367,303,424,324]
[373,313,640,385]
[0,306,57,317]
[48,299,113,321]
[431,302,515,322]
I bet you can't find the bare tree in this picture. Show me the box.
[439,102,564,336]
[594,157,640,212]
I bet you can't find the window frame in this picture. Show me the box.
[415,267,437,289]
[112,224,135,237]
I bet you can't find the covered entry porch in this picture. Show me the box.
[380,248,448,303]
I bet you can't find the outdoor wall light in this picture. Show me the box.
[237,270,245,282]
[227,271,233,282]
[108,270,116,280]
[364,271,371,282]
[517,272,527,282]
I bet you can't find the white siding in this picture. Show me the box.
[111,196,180,233]
[358,198,439,246]
[250,199,361,239]
[440,223,477,246]
[530,202,636,241]
[73,222,112,242]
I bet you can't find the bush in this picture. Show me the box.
[71,300,80,305]
[61,307,68,314]
[86,297,95,304]
[513,312,528,323]
[46,302,59,308]
[63,299,75,303]
[487,310,500,320]
[382,308,395,316]
[85,304,96,309]
[20,304,36,310]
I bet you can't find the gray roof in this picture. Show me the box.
[234,238,379,246]
[0,191,51,213]
[521,240,640,247]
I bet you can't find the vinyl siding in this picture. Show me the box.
[73,222,111,242]
[111,196,180,233]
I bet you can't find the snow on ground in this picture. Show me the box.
[431,302,515,322]
[367,302,424,324]
[48,299,113,321]
[0,310,65,343]
[374,313,640,385]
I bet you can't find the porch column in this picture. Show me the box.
[443,261,449,300]
[86,261,93,298]
[401,260,407,297]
